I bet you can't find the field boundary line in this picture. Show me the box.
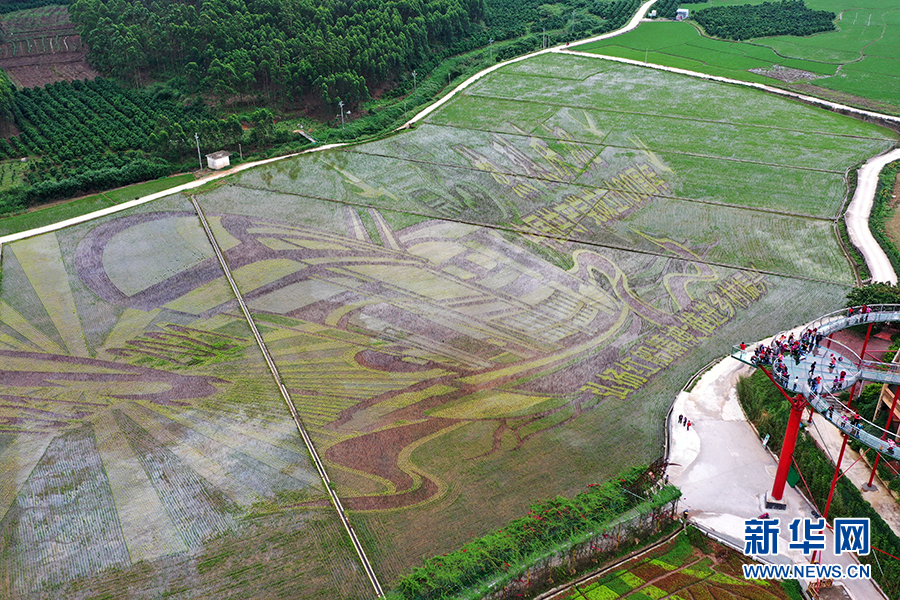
[188,195,385,598]
[231,181,854,285]
[399,0,659,128]
[553,49,900,283]
[350,134,849,176]
[416,113,891,146]
[451,90,893,143]
[346,145,851,217]
[553,48,900,128]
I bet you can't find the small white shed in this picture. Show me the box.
[206,151,232,170]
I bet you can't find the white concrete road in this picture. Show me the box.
[846,149,900,285]
[670,356,889,600]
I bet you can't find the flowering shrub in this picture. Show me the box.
[395,466,680,600]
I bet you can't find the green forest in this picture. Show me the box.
[66,0,643,107]
[692,0,836,41]
[69,0,485,106]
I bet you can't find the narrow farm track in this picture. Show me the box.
[188,196,385,598]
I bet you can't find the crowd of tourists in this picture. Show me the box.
[747,327,824,367]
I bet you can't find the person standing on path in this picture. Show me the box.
[686,420,692,431]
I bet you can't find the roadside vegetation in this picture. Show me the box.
[393,468,679,600]
[868,161,900,277]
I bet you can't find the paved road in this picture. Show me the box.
[846,149,900,285]
[670,355,889,600]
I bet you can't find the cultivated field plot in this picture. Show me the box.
[579,0,900,115]
[0,52,894,597]
[0,194,373,599]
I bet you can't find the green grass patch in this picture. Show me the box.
[578,12,900,115]
[0,174,196,237]
[101,173,195,203]
[0,160,27,191]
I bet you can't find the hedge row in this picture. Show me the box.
[867,160,900,278]
[394,466,679,600]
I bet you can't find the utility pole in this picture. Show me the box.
[194,132,202,170]
[543,27,546,49]
[238,143,242,160]
[412,71,417,103]
[489,38,494,62]
[338,100,345,133]
[571,11,576,34]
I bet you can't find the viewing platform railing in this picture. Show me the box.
[731,304,900,460]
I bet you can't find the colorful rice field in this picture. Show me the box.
[0,50,896,598]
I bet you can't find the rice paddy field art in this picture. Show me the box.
[0,53,897,598]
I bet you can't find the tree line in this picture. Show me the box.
[691,0,836,41]
[69,0,485,107]
[396,467,679,600]
[0,71,13,130]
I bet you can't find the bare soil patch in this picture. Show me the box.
[1,49,100,87]
[749,64,821,83]
[0,6,99,88]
